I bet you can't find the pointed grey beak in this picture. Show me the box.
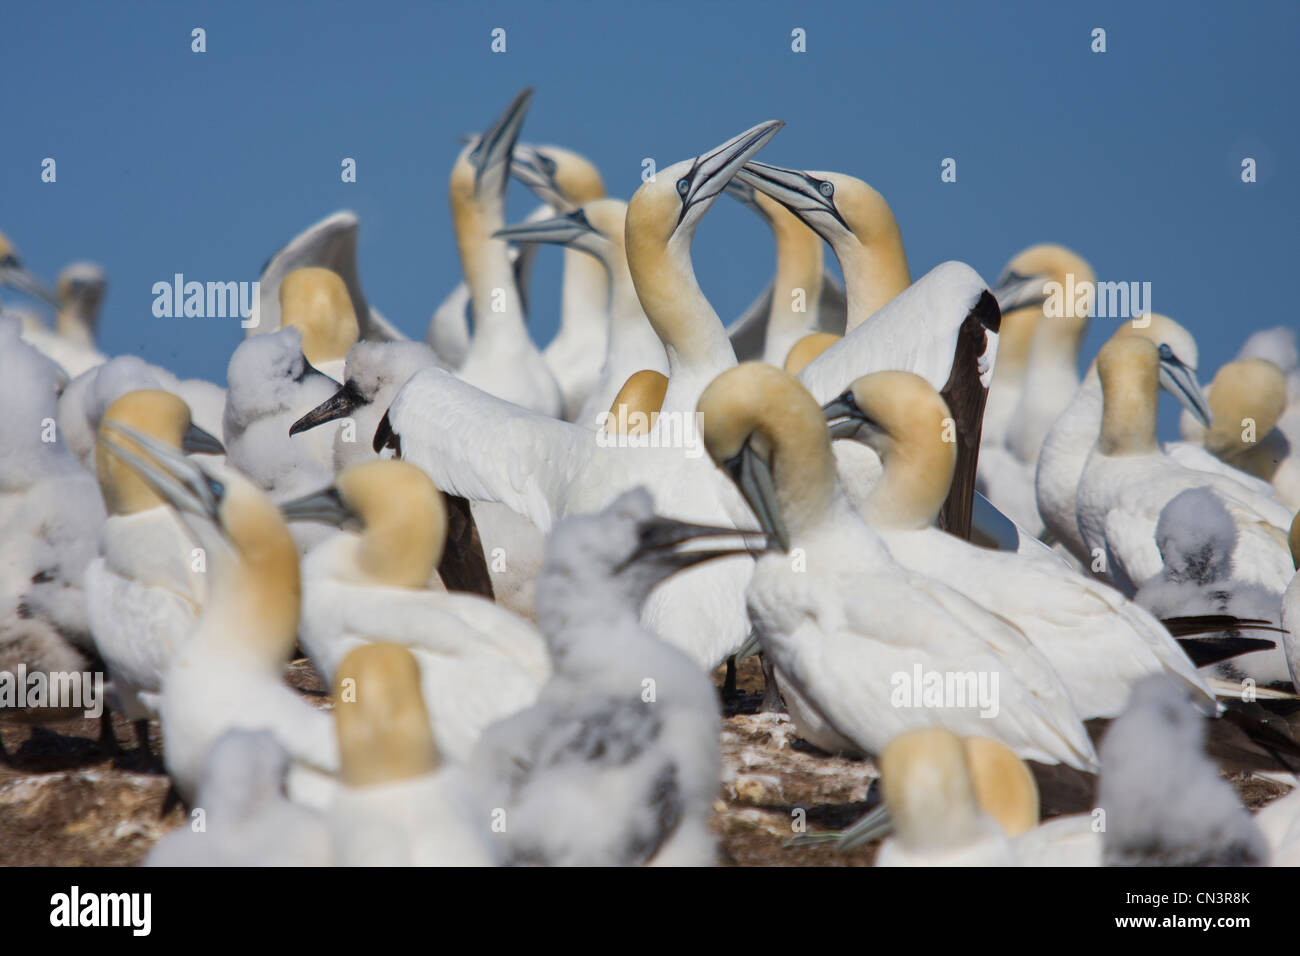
[469,87,534,199]
[992,270,1051,313]
[721,440,790,553]
[617,515,772,574]
[492,208,605,249]
[510,143,569,210]
[100,422,223,523]
[0,260,59,307]
[675,121,785,227]
[733,160,849,233]
[290,380,367,436]
[182,422,226,456]
[279,485,354,526]
[821,391,867,441]
[1157,345,1212,427]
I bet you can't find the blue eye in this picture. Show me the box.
[676,178,690,196]
[818,180,834,198]
[1158,343,1174,360]
[206,475,225,500]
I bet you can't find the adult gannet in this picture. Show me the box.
[276,267,360,383]
[470,489,740,866]
[145,730,333,866]
[329,643,495,865]
[380,121,785,669]
[721,180,827,367]
[85,391,223,739]
[0,332,104,680]
[447,88,563,417]
[821,370,1213,718]
[253,210,405,343]
[1036,314,1212,564]
[494,199,669,428]
[280,460,548,762]
[0,231,57,307]
[1100,676,1268,866]
[1077,336,1293,596]
[19,263,109,379]
[99,423,338,804]
[697,362,1097,770]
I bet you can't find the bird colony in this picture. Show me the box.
[4,87,1300,868]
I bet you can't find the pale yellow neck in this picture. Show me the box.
[837,234,910,331]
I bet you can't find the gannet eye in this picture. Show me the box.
[818,180,834,198]
[205,475,225,501]
[676,178,691,197]
[1157,343,1174,361]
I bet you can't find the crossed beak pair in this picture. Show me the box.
[99,423,227,524]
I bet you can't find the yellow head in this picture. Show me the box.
[96,390,198,515]
[334,642,439,788]
[279,267,359,365]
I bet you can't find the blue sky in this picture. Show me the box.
[3,0,1296,435]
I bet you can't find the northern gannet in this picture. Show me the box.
[280,460,548,762]
[470,488,742,865]
[494,199,669,428]
[1036,314,1212,564]
[145,729,333,866]
[0,231,57,307]
[448,88,563,417]
[605,370,669,435]
[85,390,222,737]
[276,267,360,383]
[1077,336,1293,596]
[98,423,338,804]
[783,332,839,375]
[379,120,785,669]
[821,369,1213,718]
[328,643,495,865]
[20,263,109,379]
[697,362,1097,770]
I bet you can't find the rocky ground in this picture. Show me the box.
[0,655,1289,866]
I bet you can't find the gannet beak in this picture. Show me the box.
[1157,345,1212,427]
[733,160,849,232]
[468,86,534,199]
[0,258,59,307]
[821,390,888,446]
[992,269,1050,313]
[373,409,400,456]
[618,515,771,574]
[722,440,790,553]
[279,485,354,526]
[100,422,223,523]
[492,208,605,249]
[675,121,784,227]
[290,380,367,436]
[509,143,567,209]
[181,422,226,456]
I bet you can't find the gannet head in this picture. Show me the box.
[280,459,446,588]
[698,362,838,552]
[290,340,440,436]
[55,262,106,337]
[227,327,338,420]
[1153,487,1237,584]
[783,332,840,375]
[450,87,533,218]
[879,727,991,852]
[99,422,301,658]
[494,202,614,264]
[1096,336,1162,455]
[1200,359,1287,458]
[278,267,359,367]
[334,642,439,788]
[734,163,898,254]
[605,369,669,435]
[0,231,58,306]
[1103,314,1211,428]
[510,142,606,211]
[962,736,1040,838]
[821,371,955,528]
[96,389,224,514]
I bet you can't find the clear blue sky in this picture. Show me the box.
[4,0,1296,437]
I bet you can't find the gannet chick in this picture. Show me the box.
[59,355,226,475]
[98,424,338,804]
[470,488,747,866]
[328,643,494,865]
[86,390,223,732]
[1134,488,1289,686]
[277,267,359,383]
[604,370,669,435]
[281,460,549,762]
[494,199,669,428]
[698,362,1097,770]
[0,335,104,681]
[1077,336,1293,596]
[449,88,564,417]
[823,370,1213,717]
[223,327,338,502]
[146,729,333,867]
[1099,676,1268,866]
[20,263,109,379]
